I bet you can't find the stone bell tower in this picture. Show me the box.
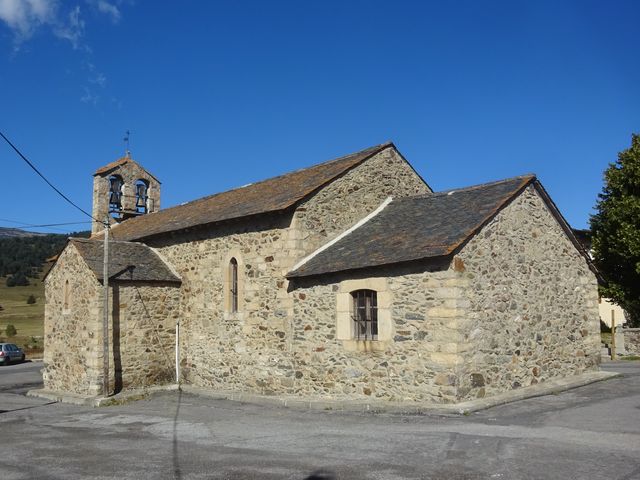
[91,154,161,234]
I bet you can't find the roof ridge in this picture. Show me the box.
[166,142,394,209]
[70,236,146,245]
[425,174,536,198]
[95,142,395,241]
[93,156,162,183]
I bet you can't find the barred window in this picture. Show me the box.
[229,258,238,313]
[351,289,378,340]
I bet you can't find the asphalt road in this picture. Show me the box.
[1,361,639,480]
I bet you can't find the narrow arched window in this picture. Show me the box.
[134,179,149,214]
[229,258,238,313]
[63,279,70,312]
[108,175,124,215]
[351,289,378,340]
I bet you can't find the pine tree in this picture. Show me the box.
[590,133,640,327]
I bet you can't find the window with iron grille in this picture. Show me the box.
[229,258,238,313]
[351,289,378,340]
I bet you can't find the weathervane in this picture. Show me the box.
[124,130,131,157]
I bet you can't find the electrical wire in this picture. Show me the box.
[0,130,105,226]
[0,217,92,228]
[0,218,91,233]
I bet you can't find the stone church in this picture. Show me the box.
[43,142,601,405]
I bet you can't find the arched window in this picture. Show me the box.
[108,175,124,215]
[351,289,378,340]
[134,179,149,214]
[229,258,238,313]
[63,279,70,312]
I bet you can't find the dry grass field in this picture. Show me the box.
[0,275,44,356]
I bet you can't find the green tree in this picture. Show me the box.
[591,133,640,327]
[5,324,17,337]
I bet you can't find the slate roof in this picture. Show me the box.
[287,175,539,278]
[94,156,161,183]
[102,142,398,242]
[68,238,180,283]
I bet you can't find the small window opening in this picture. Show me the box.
[351,289,378,340]
[135,179,149,214]
[63,279,70,312]
[229,258,238,313]
[108,175,124,216]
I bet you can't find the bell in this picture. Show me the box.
[135,184,147,208]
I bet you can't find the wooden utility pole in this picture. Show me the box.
[610,310,616,360]
[103,218,110,396]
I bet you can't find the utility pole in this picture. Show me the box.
[102,217,110,397]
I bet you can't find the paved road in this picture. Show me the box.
[1,361,639,479]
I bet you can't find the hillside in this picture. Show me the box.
[0,230,90,280]
[0,230,90,356]
[0,227,46,239]
[0,275,45,356]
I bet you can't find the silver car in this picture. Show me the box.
[0,343,25,365]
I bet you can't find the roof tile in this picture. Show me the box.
[287,175,536,278]
[70,238,180,283]
[102,142,393,241]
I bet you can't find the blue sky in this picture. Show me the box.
[1,0,638,233]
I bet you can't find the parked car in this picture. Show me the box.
[0,343,25,365]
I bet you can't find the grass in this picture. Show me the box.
[0,275,44,356]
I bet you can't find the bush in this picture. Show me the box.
[26,295,36,305]
[6,272,29,287]
[5,324,17,337]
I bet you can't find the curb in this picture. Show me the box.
[27,370,620,415]
[181,370,619,415]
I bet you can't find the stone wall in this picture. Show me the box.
[146,214,295,393]
[43,244,102,396]
[294,146,431,253]
[144,147,430,395]
[287,262,466,403]
[110,282,181,391]
[456,185,601,401]
[622,329,640,355]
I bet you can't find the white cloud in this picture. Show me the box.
[0,0,124,106]
[91,0,120,23]
[0,0,57,45]
[0,0,124,50]
[86,61,106,87]
[80,86,99,104]
[53,5,86,50]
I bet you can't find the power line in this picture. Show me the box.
[0,130,104,225]
[0,217,92,228]
[0,217,92,233]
